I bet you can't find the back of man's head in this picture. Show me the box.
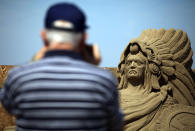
[44,3,88,48]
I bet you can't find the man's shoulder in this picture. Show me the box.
[7,60,46,78]
[8,59,117,86]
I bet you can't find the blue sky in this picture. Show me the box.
[0,0,195,68]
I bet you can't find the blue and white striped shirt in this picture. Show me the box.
[1,50,123,131]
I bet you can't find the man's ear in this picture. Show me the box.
[84,33,88,41]
[80,33,88,48]
[40,29,49,47]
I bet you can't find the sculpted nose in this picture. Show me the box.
[130,61,136,69]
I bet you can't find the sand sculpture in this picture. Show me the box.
[0,28,195,131]
[0,65,15,131]
[117,28,195,130]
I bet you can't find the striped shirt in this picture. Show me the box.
[1,50,123,131]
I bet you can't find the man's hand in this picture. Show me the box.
[81,44,101,65]
[32,47,48,61]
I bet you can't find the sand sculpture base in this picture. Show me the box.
[0,66,15,131]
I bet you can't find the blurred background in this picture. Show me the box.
[0,0,195,68]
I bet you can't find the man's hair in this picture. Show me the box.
[46,30,83,48]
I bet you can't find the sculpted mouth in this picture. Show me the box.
[129,70,137,74]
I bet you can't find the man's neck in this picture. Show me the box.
[47,42,78,52]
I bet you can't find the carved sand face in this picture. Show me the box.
[125,52,146,80]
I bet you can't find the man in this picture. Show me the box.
[0,3,123,131]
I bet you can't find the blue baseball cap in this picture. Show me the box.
[45,3,88,32]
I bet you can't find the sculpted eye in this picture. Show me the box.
[126,61,132,65]
[136,61,142,66]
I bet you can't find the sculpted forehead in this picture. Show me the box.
[126,52,147,62]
